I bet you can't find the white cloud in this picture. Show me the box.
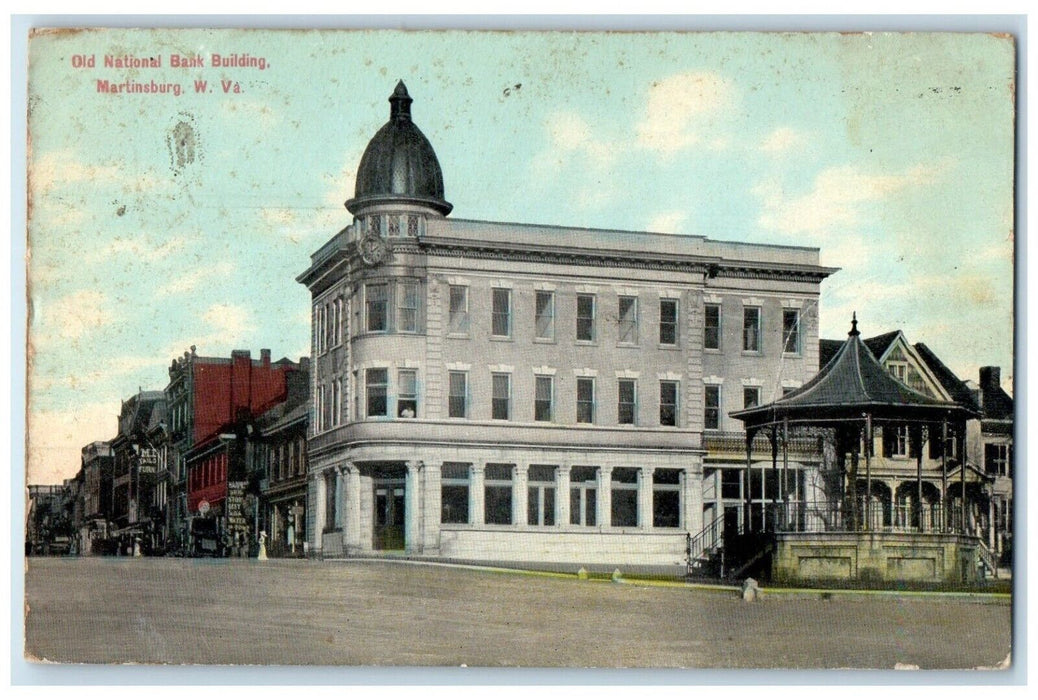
[29,149,123,197]
[90,235,194,263]
[759,127,809,155]
[636,72,736,155]
[201,302,255,346]
[647,211,688,234]
[31,289,116,344]
[755,163,946,238]
[157,261,235,296]
[32,355,162,395]
[27,400,119,484]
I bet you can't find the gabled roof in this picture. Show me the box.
[819,339,843,368]
[733,316,973,427]
[863,330,901,360]
[913,342,981,412]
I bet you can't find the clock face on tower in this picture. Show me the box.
[359,234,390,266]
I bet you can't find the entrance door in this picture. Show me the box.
[723,505,741,544]
[373,480,406,550]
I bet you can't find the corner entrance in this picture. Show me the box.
[373,479,405,550]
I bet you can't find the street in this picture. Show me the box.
[24,557,1012,669]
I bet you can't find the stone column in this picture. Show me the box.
[683,461,704,534]
[470,464,485,525]
[344,464,362,554]
[557,465,571,526]
[313,472,326,553]
[333,466,344,530]
[405,461,423,554]
[514,463,529,526]
[423,461,442,553]
[638,468,654,529]
[598,466,613,528]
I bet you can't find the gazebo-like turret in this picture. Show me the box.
[727,315,986,586]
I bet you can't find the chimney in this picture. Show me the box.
[980,366,1001,391]
[299,356,310,374]
[261,348,271,366]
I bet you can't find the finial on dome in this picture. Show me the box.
[849,312,860,337]
[389,80,413,121]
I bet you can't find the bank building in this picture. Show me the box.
[298,82,835,569]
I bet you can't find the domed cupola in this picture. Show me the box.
[346,81,452,217]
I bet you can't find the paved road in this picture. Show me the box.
[24,557,1011,669]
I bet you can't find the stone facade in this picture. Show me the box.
[298,83,833,568]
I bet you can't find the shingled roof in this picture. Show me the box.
[733,316,975,428]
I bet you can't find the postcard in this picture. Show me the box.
[23,27,1015,670]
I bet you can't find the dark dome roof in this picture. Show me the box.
[346,81,452,216]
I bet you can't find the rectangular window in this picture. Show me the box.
[704,384,721,430]
[485,464,513,525]
[985,443,1010,477]
[743,386,761,409]
[398,281,419,333]
[448,285,469,334]
[884,425,909,457]
[576,294,596,342]
[492,373,511,420]
[704,304,720,350]
[534,375,554,422]
[366,283,388,333]
[397,370,417,418]
[332,378,341,426]
[491,288,511,337]
[783,308,801,354]
[535,291,555,341]
[527,465,556,526]
[618,379,637,425]
[611,468,639,527]
[660,298,678,345]
[366,368,388,417]
[448,371,468,418]
[440,463,470,524]
[721,468,741,499]
[660,380,678,427]
[387,214,401,237]
[569,466,597,527]
[618,296,638,344]
[576,377,595,424]
[324,471,337,531]
[653,469,681,528]
[743,306,761,352]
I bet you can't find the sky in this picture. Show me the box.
[25,29,1015,485]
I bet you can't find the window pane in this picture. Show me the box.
[576,378,595,423]
[492,374,510,420]
[398,369,417,418]
[367,283,388,332]
[611,488,637,527]
[783,308,800,354]
[492,288,511,337]
[577,294,595,341]
[653,489,680,528]
[618,296,638,344]
[660,380,678,426]
[535,291,554,340]
[366,368,388,417]
[743,387,760,409]
[448,372,467,418]
[660,299,678,345]
[449,286,469,334]
[704,304,720,350]
[704,384,720,430]
[618,379,636,424]
[441,485,469,523]
[743,307,761,352]
[485,486,512,525]
[535,375,553,421]
[399,281,419,332]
